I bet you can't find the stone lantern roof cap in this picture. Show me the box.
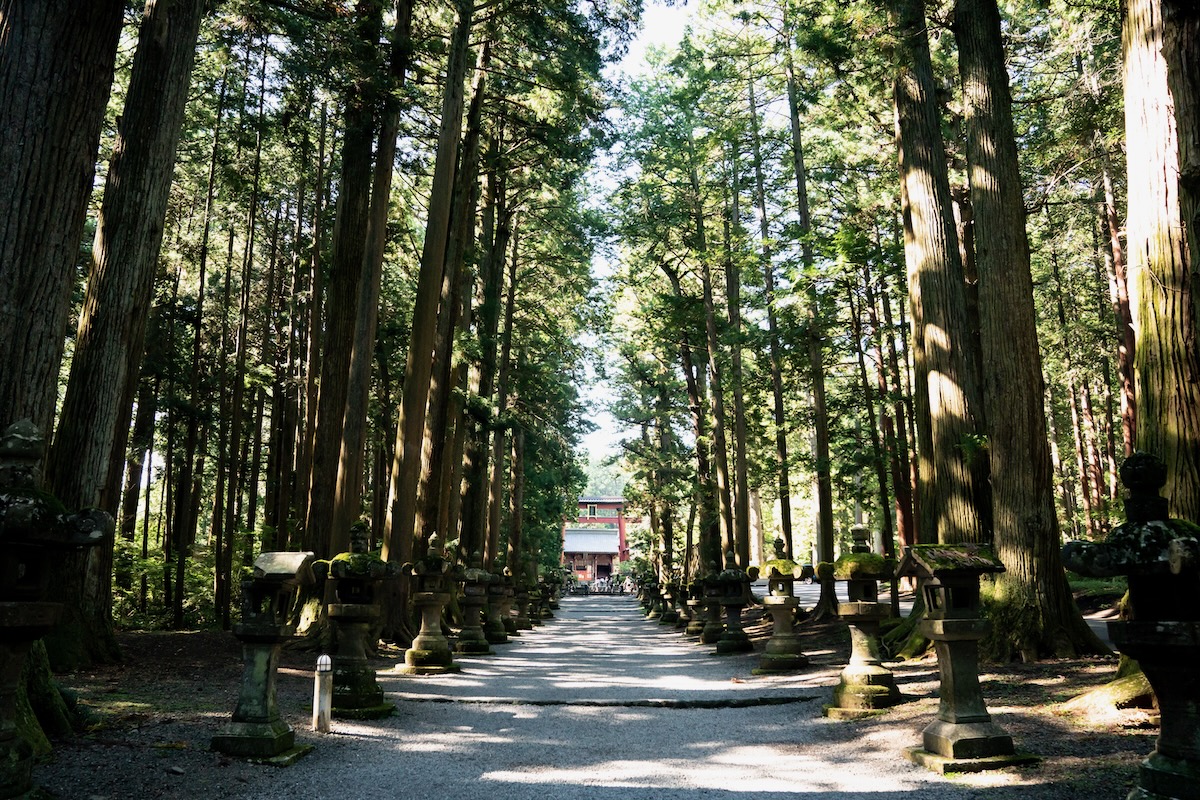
[895,544,1004,579]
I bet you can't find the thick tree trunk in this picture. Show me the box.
[0,0,124,434]
[333,0,413,551]
[688,146,735,562]
[1125,0,1200,519]
[307,1,382,558]
[955,0,1104,658]
[890,0,988,546]
[383,0,474,565]
[724,138,750,569]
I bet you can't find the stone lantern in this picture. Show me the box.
[658,571,680,625]
[316,522,398,718]
[213,550,315,760]
[498,568,519,636]
[699,564,725,645]
[483,568,510,645]
[0,421,111,796]
[1062,452,1200,799]
[713,552,756,655]
[683,577,706,636]
[399,534,463,675]
[457,552,493,656]
[897,543,1035,773]
[755,539,809,673]
[824,532,900,719]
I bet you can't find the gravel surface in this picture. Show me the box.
[33,595,1153,799]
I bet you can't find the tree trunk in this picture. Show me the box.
[383,0,474,565]
[333,0,414,551]
[1125,0,1200,519]
[307,1,383,558]
[688,140,735,563]
[0,0,124,434]
[890,0,988,546]
[725,136,749,570]
[955,0,1105,658]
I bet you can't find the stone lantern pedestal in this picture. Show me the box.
[214,551,316,760]
[500,574,519,636]
[399,536,463,675]
[484,580,510,645]
[316,526,399,716]
[898,544,1035,773]
[0,601,60,798]
[700,576,724,645]
[645,582,663,620]
[714,553,755,655]
[756,539,809,673]
[401,591,459,674]
[0,421,113,796]
[659,580,680,625]
[514,586,534,630]
[825,544,900,719]
[1063,453,1200,799]
[457,553,494,656]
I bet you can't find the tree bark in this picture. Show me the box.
[383,0,475,565]
[1125,0,1200,519]
[890,0,988,546]
[306,0,382,558]
[955,0,1104,657]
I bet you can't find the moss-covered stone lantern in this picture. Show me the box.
[898,543,1035,773]
[699,563,725,645]
[1062,452,1200,799]
[313,523,398,719]
[684,577,706,636]
[755,539,809,673]
[399,534,463,675]
[213,550,316,759]
[457,551,494,656]
[483,566,510,645]
[824,541,900,720]
[0,421,112,794]
[713,552,755,655]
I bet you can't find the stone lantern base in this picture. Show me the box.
[685,600,705,636]
[754,596,808,673]
[824,602,900,720]
[398,592,460,676]
[715,601,753,654]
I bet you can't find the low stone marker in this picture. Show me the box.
[1063,452,1200,800]
[212,550,315,762]
[897,543,1036,773]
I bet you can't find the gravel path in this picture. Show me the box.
[34,595,1143,799]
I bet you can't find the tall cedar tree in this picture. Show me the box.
[954,0,1105,658]
[889,0,989,546]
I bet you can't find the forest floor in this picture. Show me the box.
[30,590,1154,799]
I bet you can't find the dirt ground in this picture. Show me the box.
[30,601,1157,799]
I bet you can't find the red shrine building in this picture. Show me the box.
[562,496,630,582]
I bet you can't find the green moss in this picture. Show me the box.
[832,552,892,580]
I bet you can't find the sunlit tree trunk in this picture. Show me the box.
[1125,0,1200,519]
[384,0,474,565]
[890,0,987,546]
[956,0,1104,658]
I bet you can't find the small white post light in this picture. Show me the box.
[313,654,332,733]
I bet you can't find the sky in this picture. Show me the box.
[578,3,695,464]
